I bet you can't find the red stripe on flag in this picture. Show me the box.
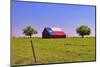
[54,31,65,35]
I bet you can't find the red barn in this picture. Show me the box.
[42,27,66,38]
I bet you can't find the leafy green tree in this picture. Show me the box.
[76,25,91,38]
[23,26,38,38]
[23,26,38,63]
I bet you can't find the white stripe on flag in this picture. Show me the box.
[51,27,63,31]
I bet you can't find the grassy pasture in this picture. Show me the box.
[12,37,96,66]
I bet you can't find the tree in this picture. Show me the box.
[23,26,38,38]
[76,25,91,38]
[23,26,38,63]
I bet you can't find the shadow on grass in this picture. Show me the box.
[64,43,88,46]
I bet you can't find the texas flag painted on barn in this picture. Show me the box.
[42,27,66,38]
[51,27,65,35]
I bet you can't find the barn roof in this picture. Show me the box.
[51,27,63,31]
[44,27,65,35]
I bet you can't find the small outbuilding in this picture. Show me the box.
[42,27,66,38]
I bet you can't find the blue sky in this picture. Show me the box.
[12,1,96,37]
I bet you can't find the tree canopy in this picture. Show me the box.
[23,26,38,37]
[76,25,91,38]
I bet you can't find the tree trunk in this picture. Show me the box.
[30,36,37,64]
[82,35,84,38]
[30,35,31,38]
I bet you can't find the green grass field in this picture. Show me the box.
[12,37,96,66]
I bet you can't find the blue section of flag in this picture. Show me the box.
[46,27,55,35]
